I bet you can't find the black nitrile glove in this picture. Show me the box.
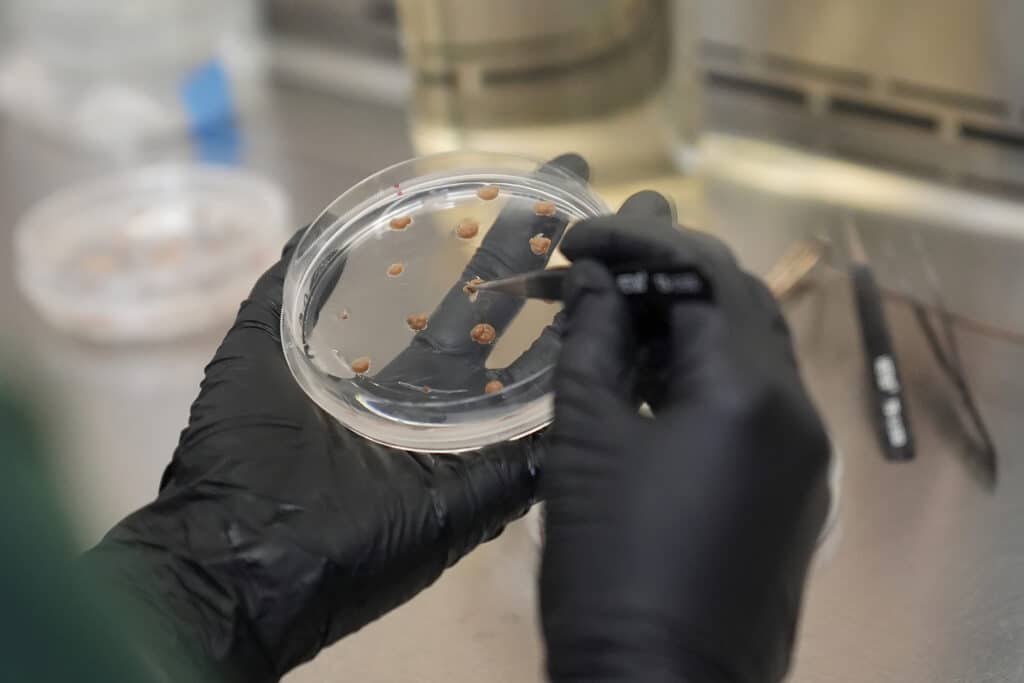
[83,154,589,683]
[541,192,832,683]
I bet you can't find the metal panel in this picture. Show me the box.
[701,0,1024,103]
[700,0,1024,189]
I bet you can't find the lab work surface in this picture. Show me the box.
[2,85,1024,682]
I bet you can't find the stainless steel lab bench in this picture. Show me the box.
[2,84,1023,683]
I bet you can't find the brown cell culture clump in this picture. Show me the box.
[80,253,118,276]
[484,380,504,394]
[477,184,500,201]
[387,262,405,278]
[529,233,552,256]
[456,218,480,240]
[389,215,412,230]
[470,323,497,345]
[350,356,371,374]
[338,309,350,320]
[464,276,485,302]
[406,313,429,331]
[148,239,186,267]
[533,200,557,216]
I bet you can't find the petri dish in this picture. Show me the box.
[281,151,609,453]
[14,164,290,343]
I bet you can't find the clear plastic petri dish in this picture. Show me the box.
[14,163,291,343]
[281,151,609,453]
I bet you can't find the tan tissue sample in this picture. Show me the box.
[477,185,499,201]
[464,277,484,302]
[470,323,497,345]
[456,218,480,240]
[533,201,556,216]
[406,313,429,331]
[529,233,551,256]
[81,253,117,275]
[148,239,186,266]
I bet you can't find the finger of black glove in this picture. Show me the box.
[551,260,636,453]
[560,191,681,266]
[544,152,589,183]
[657,301,729,409]
[658,274,798,412]
[560,214,694,267]
[560,193,698,410]
[385,154,589,373]
[742,272,801,370]
[300,435,544,656]
[561,190,738,279]
[656,271,784,411]
[616,189,677,222]
[428,436,544,565]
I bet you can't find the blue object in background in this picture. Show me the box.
[192,121,243,166]
[180,60,242,165]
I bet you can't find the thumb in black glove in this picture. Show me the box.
[540,191,832,683]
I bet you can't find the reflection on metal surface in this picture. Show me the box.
[397,0,671,125]
[701,0,1024,192]
[702,134,1024,241]
[270,0,1024,197]
[396,0,693,182]
[702,132,1024,346]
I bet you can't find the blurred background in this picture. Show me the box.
[3,2,1024,682]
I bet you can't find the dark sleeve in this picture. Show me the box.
[0,385,217,683]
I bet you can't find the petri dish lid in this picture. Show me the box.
[281,151,609,453]
[14,163,291,343]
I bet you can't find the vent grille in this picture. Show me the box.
[829,97,937,132]
[705,72,806,105]
[889,80,1008,118]
[702,42,1024,153]
[761,52,870,90]
[961,124,1024,150]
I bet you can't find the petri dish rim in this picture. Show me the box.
[281,150,610,452]
[13,163,290,343]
